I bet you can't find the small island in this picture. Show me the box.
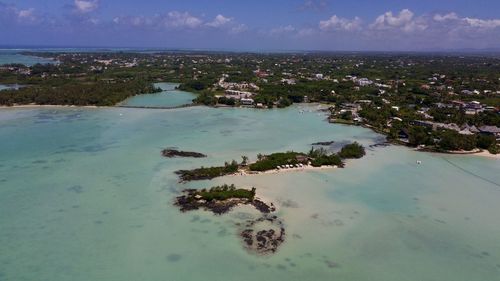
[175,160,239,182]
[174,142,366,182]
[174,184,275,215]
[162,149,207,158]
[174,184,284,255]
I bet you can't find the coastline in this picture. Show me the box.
[429,149,500,160]
[0,104,104,109]
[328,113,499,160]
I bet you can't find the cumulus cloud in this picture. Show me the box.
[3,2,500,51]
[370,9,427,32]
[111,11,243,35]
[433,12,458,22]
[163,11,203,29]
[0,3,40,25]
[74,0,99,14]
[319,15,362,31]
[206,14,232,28]
[463,17,500,29]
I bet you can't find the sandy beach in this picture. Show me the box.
[229,164,339,178]
[468,150,500,159]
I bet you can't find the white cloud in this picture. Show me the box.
[433,12,458,22]
[18,8,35,19]
[74,0,99,13]
[319,15,362,31]
[370,9,427,32]
[206,14,232,28]
[164,11,202,29]
[111,11,244,35]
[0,4,40,25]
[463,17,500,29]
[113,15,154,27]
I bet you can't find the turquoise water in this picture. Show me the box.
[0,105,499,281]
[0,50,55,66]
[121,83,196,107]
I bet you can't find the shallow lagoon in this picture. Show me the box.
[0,104,499,281]
[0,50,55,66]
[121,82,196,108]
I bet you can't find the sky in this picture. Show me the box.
[1,0,500,51]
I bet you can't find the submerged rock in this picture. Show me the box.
[312,141,335,146]
[162,149,207,158]
[174,186,285,255]
[239,215,286,255]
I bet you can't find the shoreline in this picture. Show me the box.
[424,149,500,160]
[0,104,104,109]
[229,164,339,178]
[329,116,499,160]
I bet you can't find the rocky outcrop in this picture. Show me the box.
[162,149,207,158]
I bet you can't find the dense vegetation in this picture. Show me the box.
[337,142,366,159]
[197,184,256,201]
[0,79,159,106]
[175,160,239,181]
[308,148,344,167]
[248,152,305,171]
[248,143,365,172]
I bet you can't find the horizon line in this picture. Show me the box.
[2,45,500,55]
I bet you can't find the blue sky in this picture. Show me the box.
[1,0,500,50]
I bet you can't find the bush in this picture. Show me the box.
[477,134,496,149]
[218,96,236,106]
[277,97,292,108]
[193,91,216,105]
[310,154,343,167]
[438,130,476,151]
[338,142,366,159]
[488,144,498,155]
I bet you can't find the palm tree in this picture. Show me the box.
[241,155,248,166]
